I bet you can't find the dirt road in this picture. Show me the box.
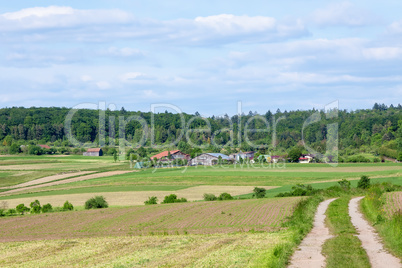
[349,197,401,268]
[288,198,337,268]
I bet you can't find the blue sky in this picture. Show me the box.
[0,1,401,116]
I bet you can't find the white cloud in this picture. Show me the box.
[96,81,111,90]
[102,47,145,58]
[81,75,92,82]
[311,2,375,27]
[120,72,150,82]
[362,47,402,60]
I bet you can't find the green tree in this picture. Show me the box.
[16,204,29,215]
[85,196,108,209]
[144,196,158,205]
[30,200,41,214]
[288,147,302,162]
[63,201,74,211]
[252,187,266,198]
[8,143,20,154]
[113,151,117,162]
[41,203,53,213]
[357,175,370,189]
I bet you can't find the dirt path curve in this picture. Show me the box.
[288,198,337,268]
[349,197,401,268]
[0,170,136,195]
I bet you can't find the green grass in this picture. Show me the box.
[322,196,371,268]
[360,187,402,258]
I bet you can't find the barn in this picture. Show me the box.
[190,153,230,166]
[83,148,103,156]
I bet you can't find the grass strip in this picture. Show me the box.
[253,195,323,267]
[360,187,402,258]
[322,196,371,268]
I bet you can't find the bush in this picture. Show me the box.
[162,194,187,204]
[398,152,402,162]
[357,175,371,189]
[6,208,16,216]
[85,196,109,209]
[338,179,351,190]
[203,193,217,201]
[30,200,41,214]
[253,187,266,198]
[63,200,74,211]
[218,193,233,200]
[275,184,318,197]
[144,196,158,205]
[41,203,53,213]
[0,209,5,217]
[16,204,30,215]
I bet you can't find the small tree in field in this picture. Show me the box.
[16,204,30,215]
[85,196,108,209]
[144,196,158,205]
[30,200,41,214]
[338,179,351,190]
[63,201,74,211]
[253,187,266,198]
[41,203,53,213]
[357,175,370,189]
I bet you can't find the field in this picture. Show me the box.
[383,191,402,218]
[0,155,401,267]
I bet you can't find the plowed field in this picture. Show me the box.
[0,197,301,242]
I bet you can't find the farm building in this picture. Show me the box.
[190,153,231,166]
[38,144,51,149]
[150,150,190,161]
[299,154,314,163]
[83,148,103,156]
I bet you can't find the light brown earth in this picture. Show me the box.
[0,170,135,196]
[288,198,337,268]
[349,197,401,268]
[0,171,94,189]
[0,185,277,208]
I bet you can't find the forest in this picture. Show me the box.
[0,103,401,160]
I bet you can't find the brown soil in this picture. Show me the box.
[0,197,301,242]
[0,170,135,196]
[349,197,401,268]
[288,198,337,268]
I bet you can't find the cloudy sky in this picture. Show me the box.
[0,1,401,116]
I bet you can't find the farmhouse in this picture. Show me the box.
[150,150,190,161]
[38,144,50,149]
[190,153,230,166]
[83,148,103,156]
[299,154,314,163]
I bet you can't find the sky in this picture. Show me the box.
[0,0,401,116]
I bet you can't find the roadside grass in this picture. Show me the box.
[360,187,402,258]
[322,196,371,268]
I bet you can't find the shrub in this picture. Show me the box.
[162,194,187,204]
[16,204,30,215]
[357,175,371,189]
[63,201,74,211]
[144,196,158,205]
[398,152,402,162]
[275,184,318,197]
[41,203,53,213]
[85,196,108,209]
[6,208,16,216]
[218,193,233,200]
[203,193,217,201]
[338,179,351,190]
[0,209,5,217]
[373,157,381,163]
[253,187,266,198]
[30,200,41,214]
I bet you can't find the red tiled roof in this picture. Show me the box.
[38,144,50,149]
[150,150,180,160]
[87,148,101,152]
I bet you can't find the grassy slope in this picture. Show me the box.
[322,196,371,268]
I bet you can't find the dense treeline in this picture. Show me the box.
[0,104,401,159]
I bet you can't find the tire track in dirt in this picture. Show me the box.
[288,198,337,268]
[349,197,401,268]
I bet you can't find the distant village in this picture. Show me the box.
[82,148,316,168]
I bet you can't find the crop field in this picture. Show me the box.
[0,232,291,268]
[383,191,402,218]
[0,197,301,241]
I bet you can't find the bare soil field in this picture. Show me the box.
[0,197,301,242]
[0,170,135,196]
[0,185,276,207]
[383,191,402,218]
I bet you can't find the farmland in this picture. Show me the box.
[383,191,402,218]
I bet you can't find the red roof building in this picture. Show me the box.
[150,150,189,161]
[38,144,51,149]
[83,148,103,156]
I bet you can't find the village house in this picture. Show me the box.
[299,154,314,163]
[190,153,230,166]
[149,150,190,162]
[83,148,103,156]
